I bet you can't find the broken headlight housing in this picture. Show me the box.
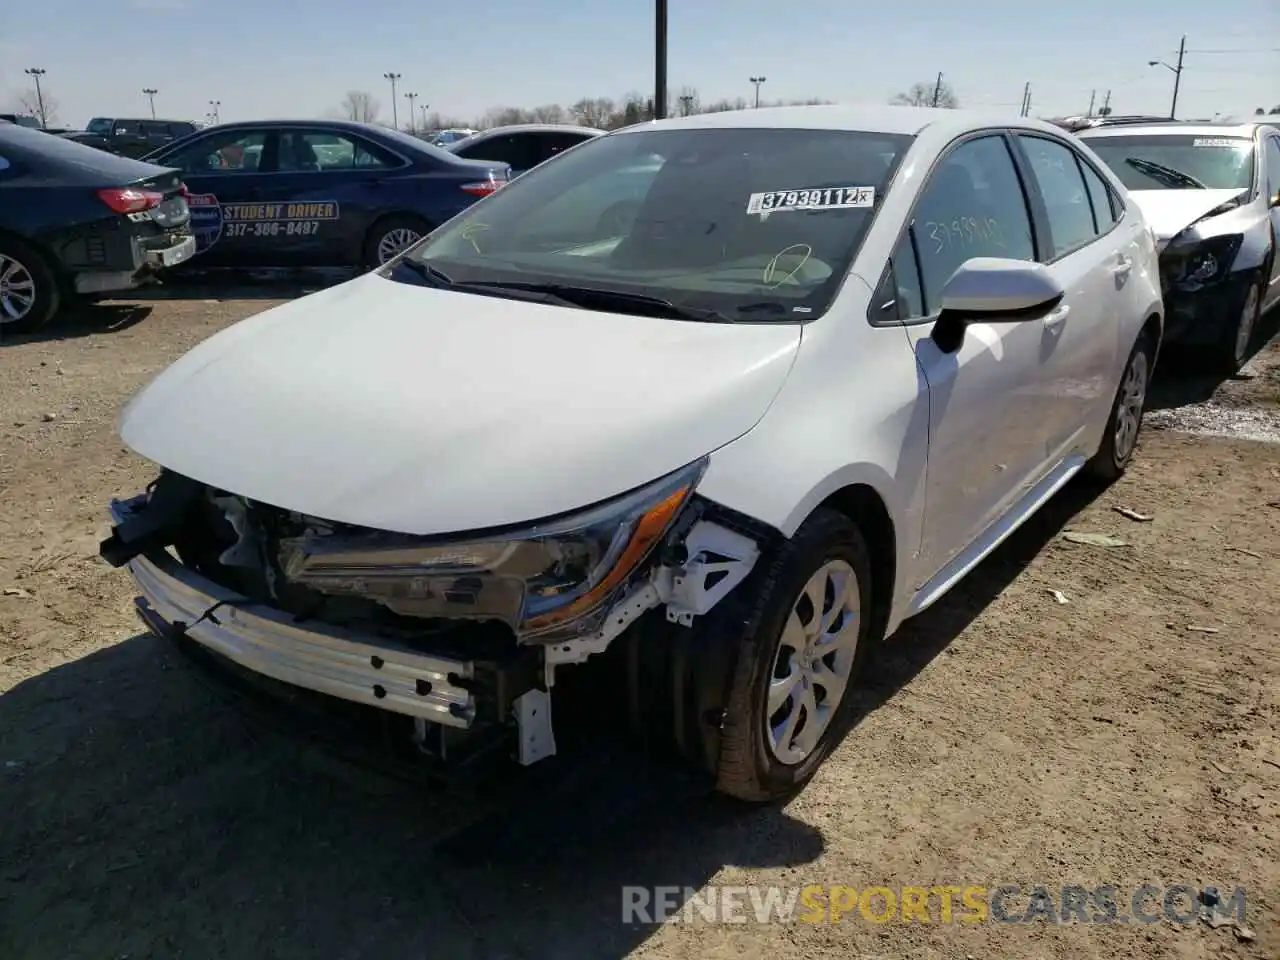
[1170,234,1241,289]
[277,458,706,640]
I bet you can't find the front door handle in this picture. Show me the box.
[1043,304,1070,330]
[1112,255,1133,277]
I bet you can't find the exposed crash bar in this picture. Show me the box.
[110,499,477,728]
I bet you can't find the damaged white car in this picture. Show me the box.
[1081,121,1280,373]
[101,107,1163,802]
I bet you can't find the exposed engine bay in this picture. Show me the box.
[101,468,765,771]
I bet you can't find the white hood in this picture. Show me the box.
[1129,188,1246,249]
[120,273,802,535]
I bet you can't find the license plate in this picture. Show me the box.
[161,236,196,266]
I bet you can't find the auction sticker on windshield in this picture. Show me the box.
[1193,138,1245,147]
[747,186,875,214]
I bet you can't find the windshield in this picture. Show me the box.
[1086,135,1255,192]
[86,118,112,135]
[389,126,912,322]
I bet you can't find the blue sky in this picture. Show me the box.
[2,0,1276,128]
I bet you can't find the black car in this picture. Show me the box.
[444,123,605,176]
[0,124,196,333]
[58,131,118,154]
[140,119,511,269]
[85,118,200,158]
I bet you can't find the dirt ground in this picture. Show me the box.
[0,291,1277,960]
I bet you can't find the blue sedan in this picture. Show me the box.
[142,119,510,269]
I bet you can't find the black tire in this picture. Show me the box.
[0,235,60,335]
[362,214,432,270]
[1212,278,1264,376]
[714,508,875,803]
[1086,329,1156,482]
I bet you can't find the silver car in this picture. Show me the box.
[1080,120,1280,373]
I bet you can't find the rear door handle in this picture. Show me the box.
[1043,304,1070,330]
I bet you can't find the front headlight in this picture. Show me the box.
[278,458,706,640]
[1169,234,1242,288]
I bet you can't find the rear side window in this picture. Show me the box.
[1018,135,1102,257]
[909,134,1036,314]
[1266,137,1280,198]
[458,134,541,169]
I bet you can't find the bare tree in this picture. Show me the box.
[530,103,567,124]
[338,90,381,123]
[700,97,750,114]
[569,97,615,129]
[890,80,959,109]
[14,88,59,127]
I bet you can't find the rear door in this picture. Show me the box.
[1263,132,1280,309]
[152,127,276,266]
[1012,133,1130,459]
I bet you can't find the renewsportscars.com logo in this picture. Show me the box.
[621,883,1249,925]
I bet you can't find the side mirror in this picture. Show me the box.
[931,257,1065,353]
[1270,190,1280,208]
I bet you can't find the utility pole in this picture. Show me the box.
[1148,35,1186,119]
[654,0,667,119]
[1019,82,1031,117]
[142,88,158,119]
[1100,89,1112,116]
[931,71,944,108]
[383,72,402,129]
[24,68,47,128]
[208,100,221,123]
[678,94,694,116]
[1087,89,1096,117]
[750,76,767,108]
[404,92,418,132]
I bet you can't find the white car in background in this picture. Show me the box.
[1080,121,1280,373]
[102,106,1163,802]
[444,123,606,177]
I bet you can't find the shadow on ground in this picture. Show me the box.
[0,303,152,348]
[0,477,1104,960]
[1146,305,1280,412]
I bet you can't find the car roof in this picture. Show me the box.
[464,123,606,138]
[206,119,401,135]
[0,123,172,179]
[611,104,1071,139]
[1079,121,1264,139]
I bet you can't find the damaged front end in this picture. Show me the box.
[100,461,763,772]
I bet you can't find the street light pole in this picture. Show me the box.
[1148,35,1186,119]
[654,0,667,119]
[931,72,944,108]
[679,94,694,116]
[384,72,402,129]
[142,88,158,119]
[418,103,429,130]
[24,68,48,129]
[208,100,220,123]
[404,92,418,132]
[750,76,767,108]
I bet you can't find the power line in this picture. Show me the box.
[1183,47,1280,54]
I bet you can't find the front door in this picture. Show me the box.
[886,133,1051,577]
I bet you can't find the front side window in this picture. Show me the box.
[277,131,394,171]
[1266,136,1280,199]
[909,135,1036,314]
[166,130,267,174]
[1018,135,1099,256]
[1079,157,1120,231]
[1085,134,1256,192]
[392,127,913,322]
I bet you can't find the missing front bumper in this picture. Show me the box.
[111,498,479,729]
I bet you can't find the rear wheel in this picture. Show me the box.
[0,236,60,335]
[1086,330,1154,482]
[363,214,431,270]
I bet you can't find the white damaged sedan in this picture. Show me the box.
[101,106,1163,802]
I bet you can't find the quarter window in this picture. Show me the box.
[910,135,1036,314]
[1079,158,1120,232]
[1018,135,1101,256]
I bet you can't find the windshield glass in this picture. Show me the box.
[390,126,912,322]
[1086,134,1255,191]
[86,118,112,135]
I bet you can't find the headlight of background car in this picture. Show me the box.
[277,458,706,641]
[1171,234,1242,288]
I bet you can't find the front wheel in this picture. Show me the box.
[362,214,431,270]
[1214,279,1263,376]
[715,508,873,802]
[1086,331,1155,482]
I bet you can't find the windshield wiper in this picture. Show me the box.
[453,281,738,322]
[1124,157,1209,189]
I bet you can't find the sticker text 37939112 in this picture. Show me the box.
[746,186,875,215]
[221,201,340,239]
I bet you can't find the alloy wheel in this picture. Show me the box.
[376,228,422,264]
[1114,350,1149,463]
[765,558,860,765]
[1234,285,1259,367]
[0,254,36,323]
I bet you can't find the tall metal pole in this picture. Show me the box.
[750,76,767,108]
[1087,89,1096,117]
[1101,89,1111,116]
[1170,35,1186,119]
[384,72,402,129]
[1020,82,1031,116]
[404,92,418,132]
[931,71,943,108]
[419,103,429,129]
[654,0,667,119]
[208,100,221,123]
[24,68,47,128]
[143,88,158,119]
[679,94,694,116]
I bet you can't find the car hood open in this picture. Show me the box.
[119,273,802,535]
[1129,188,1247,250]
